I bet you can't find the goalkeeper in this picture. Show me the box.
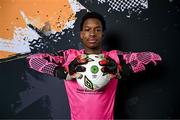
[27,12,162,120]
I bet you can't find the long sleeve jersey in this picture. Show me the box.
[27,49,161,120]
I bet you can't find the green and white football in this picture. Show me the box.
[76,54,112,91]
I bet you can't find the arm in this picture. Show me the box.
[27,51,66,78]
[118,51,162,76]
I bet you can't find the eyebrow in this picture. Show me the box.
[83,26,102,28]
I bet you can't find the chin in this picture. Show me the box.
[88,45,98,49]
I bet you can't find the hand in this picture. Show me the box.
[68,54,88,76]
[99,57,117,74]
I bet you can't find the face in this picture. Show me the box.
[80,18,104,51]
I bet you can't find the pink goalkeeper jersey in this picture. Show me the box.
[27,49,161,120]
[63,49,120,120]
[64,78,118,120]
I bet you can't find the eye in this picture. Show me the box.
[96,28,102,32]
[84,28,90,31]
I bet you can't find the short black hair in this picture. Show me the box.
[80,12,106,31]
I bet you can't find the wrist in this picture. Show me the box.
[54,67,67,79]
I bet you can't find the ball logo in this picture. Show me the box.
[90,65,99,74]
[84,76,94,90]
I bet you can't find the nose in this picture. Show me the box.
[89,30,95,36]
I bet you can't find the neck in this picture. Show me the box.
[84,47,102,54]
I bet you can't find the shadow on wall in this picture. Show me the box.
[103,30,166,119]
[103,29,123,51]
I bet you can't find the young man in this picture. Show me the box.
[27,12,161,120]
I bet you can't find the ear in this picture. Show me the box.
[80,31,84,39]
[102,32,105,38]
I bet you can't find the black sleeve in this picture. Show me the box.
[54,67,67,80]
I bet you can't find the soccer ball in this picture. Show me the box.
[76,54,113,91]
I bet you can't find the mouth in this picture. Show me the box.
[87,38,97,44]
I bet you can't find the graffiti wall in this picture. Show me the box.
[0,0,180,119]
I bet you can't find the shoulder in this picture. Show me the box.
[103,50,120,63]
[103,50,119,57]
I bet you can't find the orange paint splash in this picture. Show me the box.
[0,50,16,59]
[0,0,76,59]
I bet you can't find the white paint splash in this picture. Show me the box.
[0,26,39,54]
[68,0,87,13]
[63,0,87,30]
